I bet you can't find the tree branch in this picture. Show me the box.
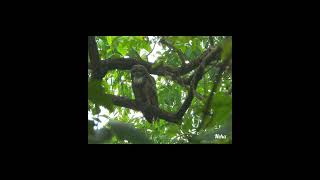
[146,41,157,59]
[199,57,232,130]
[176,62,205,119]
[88,36,103,80]
[108,94,180,123]
[175,48,219,119]
[90,46,222,82]
[110,95,139,111]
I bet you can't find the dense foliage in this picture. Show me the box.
[88,36,232,144]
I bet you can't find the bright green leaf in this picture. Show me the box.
[107,36,112,45]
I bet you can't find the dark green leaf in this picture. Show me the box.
[88,120,95,135]
[185,47,192,59]
[108,120,152,144]
[182,118,192,132]
[206,92,232,128]
[88,79,114,112]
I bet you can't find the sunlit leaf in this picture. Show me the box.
[107,36,112,45]
[117,44,128,56]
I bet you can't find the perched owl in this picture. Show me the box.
[131,65,158,123]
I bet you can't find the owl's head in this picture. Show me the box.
[131,65,148,85]
[131,65,148,77]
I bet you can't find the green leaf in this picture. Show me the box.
[197,123,231,144]
[88,120,95,135]
[88,79,114,112]
[108,120,152,144]
[107,36,112,45]
[88,101,92,111]
[206,92,232,128]
[88,80,103,100]
[190,128,221,144]
[97,39,104,49]
[221,37,232,60]
[185,47,192,59]
[110,53,121,59]
[117,44,128,56]
[151,61,164,70]
[182,118,192,132]
[127,48,140,59]
[141,54,147,60]
[219,112,232,137]
[167,124,179,137]
[111,36,121,48]
[192,46,202,57]
[92,105,101,115]
[141,41,151,52]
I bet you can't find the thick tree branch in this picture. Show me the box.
[91,46,222,82]
[110,95,139,111]
[176,57,206,119]
[88,36,103,80]
[108,94,179,123]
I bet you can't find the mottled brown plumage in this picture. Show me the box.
[131,65,158,123]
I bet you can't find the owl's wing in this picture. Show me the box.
[149,76,158,107]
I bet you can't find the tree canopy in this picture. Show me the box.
[88,36,232,144]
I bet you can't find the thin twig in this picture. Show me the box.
[146,40,157,58]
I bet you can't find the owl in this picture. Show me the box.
[131,65,158,123]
